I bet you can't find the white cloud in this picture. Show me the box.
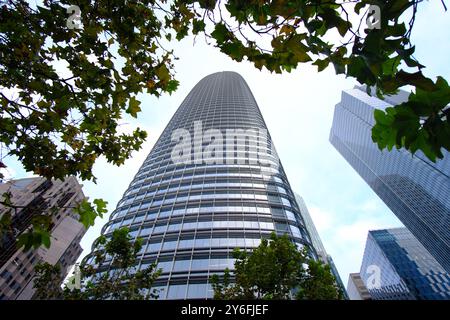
[309,206,335,232]
[335,220,379,244]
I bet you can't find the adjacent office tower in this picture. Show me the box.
[0,177,86,300]
[294,194,348,298]
[330,86,450,273]
[359,228,450,300]
[347,273,372,300]
[90,72,315,299]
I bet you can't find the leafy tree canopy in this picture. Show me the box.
[1,0,179,182]
[33,227,162,300]
[210,233,342,299]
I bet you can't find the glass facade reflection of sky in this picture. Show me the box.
[330,87,450,273]
[360,228,450,300]
[86,72,315,299]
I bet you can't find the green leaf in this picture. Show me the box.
[41,230,51,248]
[382,57,401,76]
[286,35,312,62]
[1,191,13,207]
[396,70,435,91]
[387,23,407,37]
[17,232,34,251]
[221,41,245,62]
[126,97,141,118]
[355,2,367,14]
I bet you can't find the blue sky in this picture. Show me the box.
[2,1,449,286]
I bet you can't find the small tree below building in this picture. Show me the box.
[210,232,342,300]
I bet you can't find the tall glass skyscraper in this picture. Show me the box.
[88,71,314,299]
[359,228,450,300]
[330,86,450,273]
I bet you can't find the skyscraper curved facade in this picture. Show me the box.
[87,71,315,299]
